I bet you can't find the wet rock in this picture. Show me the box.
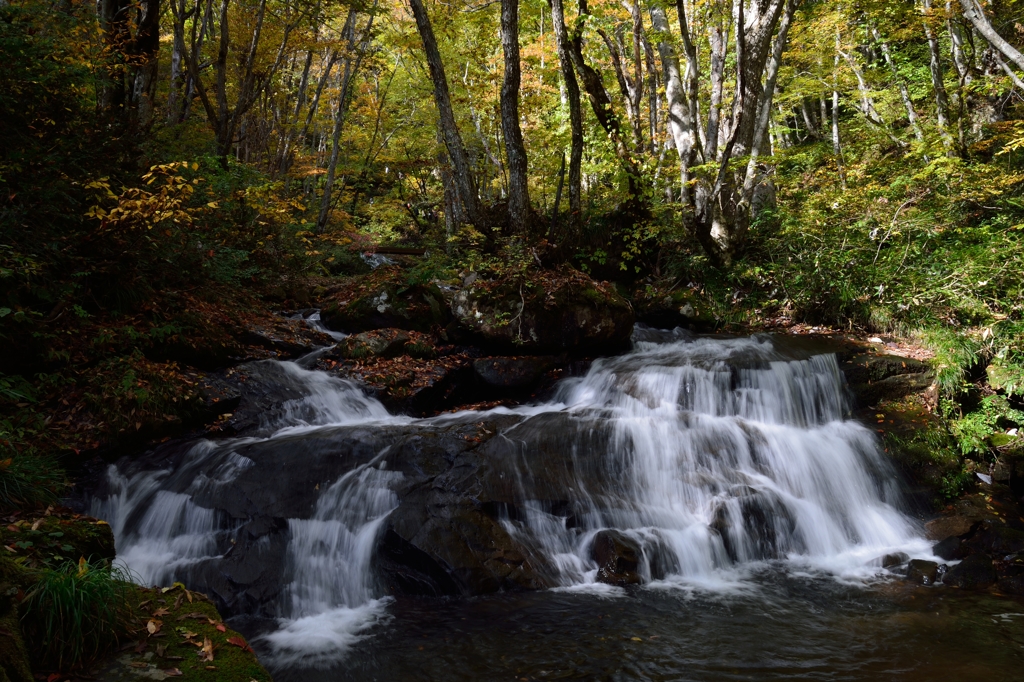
[881,552,909,568]
[906,559,940,585]
[472,356,555,390]
[932,536,964,561]
[841,353,933,407]
[962,519,1024,557]
[924,516,974,541]
[320,269,449,333]
[711,490,797,562]
[592,530,642,586]
[997,575,1024,595]
[943,554,997,590]
[451,270,633,354]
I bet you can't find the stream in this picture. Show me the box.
[86,329,1024,680]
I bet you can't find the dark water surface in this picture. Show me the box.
[250,574,1024,681]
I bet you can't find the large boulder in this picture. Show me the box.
[841,353,934,407]
[451,269,634,354]
[88,411,623,616]
[591,530,642,586]
[943,553,997,589]
[630,286,716,331]
[320,268,449,333]
[472,356,555,390]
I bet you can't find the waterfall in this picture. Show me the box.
[497,334,928,589]
[90,330,932,668]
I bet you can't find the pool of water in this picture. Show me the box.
[248,572,1024,681]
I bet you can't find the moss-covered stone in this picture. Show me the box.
[631,286,717,330]
[876,395,966,504]
[320,268,449,334]
[451,268,634,353]
[93,584,271,682]
[0,512,115,570]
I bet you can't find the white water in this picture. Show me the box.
[90,330,933,668]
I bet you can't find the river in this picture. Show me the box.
[86,328,1024,680]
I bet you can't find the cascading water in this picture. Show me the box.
[89,329,935,671]
[495,332,929,590]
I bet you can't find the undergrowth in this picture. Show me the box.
[21,558,133,670]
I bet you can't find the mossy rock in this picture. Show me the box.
[631,287,716,330]
[0,514,115,570]
[842,353,934,407]
[320,268,449,334]
[877,396,965,504]
[451,269,634,354]
[93,584,271,682]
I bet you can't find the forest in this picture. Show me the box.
[4,0,1024,678]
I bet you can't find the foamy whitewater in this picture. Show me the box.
[90,329,934,668]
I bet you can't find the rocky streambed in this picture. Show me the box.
[66,320,1024,678]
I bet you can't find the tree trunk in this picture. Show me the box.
[566,0,643,210]
[167,0,188,124]
[548,0,583,237]
[872,26,924,142]
[649,2,696,206]
[922,0,954,153]
[317,10,370,233]
[501,0,531,233]
[127,0,160,131]
[409,0,483,227]
[959,0,1024,73]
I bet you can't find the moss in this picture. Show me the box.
[94,584,271,682]
[0,513,115,570]
[878,395,967,502]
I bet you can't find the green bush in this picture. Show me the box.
[21,559,133,670]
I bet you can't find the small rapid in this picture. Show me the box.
[88,329,934,670]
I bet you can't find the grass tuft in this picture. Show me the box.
[21,558,133,670]
[0,452,67,512]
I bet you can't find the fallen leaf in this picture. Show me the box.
[162,668,183,677]
[31,518,43,531]
[134,639,148,653]
[226,635,253,653]
[216,623,226,633]
[630,636,643,642]
[147,619,162,635]
[198,636,215,662]
[129,661,149,668]
[180,629,198,640]
[173,593,184,609]
[152,607,171,617]
[47,673,62,682]
[155,643,167,657]
[138,600,152,609]
[205,666,217,671]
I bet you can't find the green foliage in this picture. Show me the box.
[21,559,133,670]
[947,395,1024,457]
[0,452,67,512]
